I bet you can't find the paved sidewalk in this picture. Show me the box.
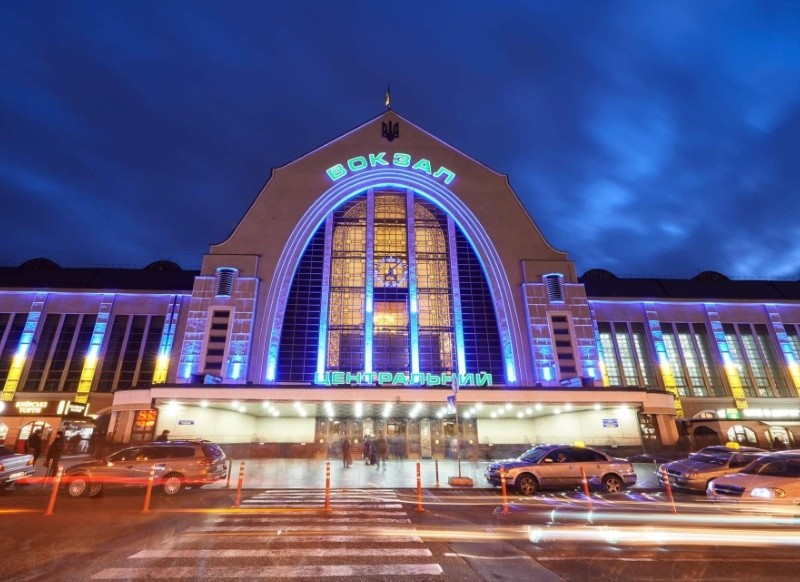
[29,454,660,491]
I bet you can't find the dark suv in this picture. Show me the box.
[63,440,227,497]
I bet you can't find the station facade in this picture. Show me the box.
[2,111,799,457]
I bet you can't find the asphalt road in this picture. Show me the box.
[2,484,800,581]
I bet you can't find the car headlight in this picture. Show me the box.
[685,471,698,479]
[751,487,785,499]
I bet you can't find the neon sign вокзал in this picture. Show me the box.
[326,152,456,185]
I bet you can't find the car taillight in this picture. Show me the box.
[0,463,4,472]
[27,458,34,466]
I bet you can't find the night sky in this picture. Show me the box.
[2,2,800,279]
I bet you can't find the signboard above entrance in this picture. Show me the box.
[326,152,456,185]
[9,399,89,417]
[316,371,492,387]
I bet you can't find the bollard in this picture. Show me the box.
[415,462,424,512]
[324,461,331,512]
[225,458,233,488]
[234,461,246,509]
[43,465,64,516]
[434,458,439,488]
[500,469,509,515]
[579,466,591,500]
[142,463,156,513]
[660,466,677,514]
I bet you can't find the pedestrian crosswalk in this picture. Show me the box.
[90,489,443,579]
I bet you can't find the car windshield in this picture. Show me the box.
[518,446,552,463]
[690,453,728,465]
[741,456,800,477]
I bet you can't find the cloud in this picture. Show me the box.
[1,1,799,280]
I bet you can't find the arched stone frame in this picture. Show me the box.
[259,168,531,385]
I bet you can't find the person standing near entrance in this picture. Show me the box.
[375,434,388,470]
[341,437,352,468]
[46,431,65,477]
[26,429,42,464]
[155,430,170,442]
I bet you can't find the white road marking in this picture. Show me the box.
[240,501,404,508]
[90,488,440,579]
[178,534,424,543]
[208,516,411,523]
[92,564,443,578]
[186,524,419,533]
[130,548,432,558]
[218,510,406,518]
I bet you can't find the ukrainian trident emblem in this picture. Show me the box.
[381,120,399,142]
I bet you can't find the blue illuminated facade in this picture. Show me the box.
[2,112,800,455]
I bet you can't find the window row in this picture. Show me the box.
[598,321,795,398]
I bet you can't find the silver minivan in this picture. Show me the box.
[63,440,227,497]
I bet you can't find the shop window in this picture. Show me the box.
[131,409,158,444]
[727,424,757,445]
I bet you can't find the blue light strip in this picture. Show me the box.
[764,304,800,391]
[1,291,47,402]
[447,216,466,376]
[364,189,375,374]
[158,296,179,359]
[315,216,334,383]
[407,189,420,376]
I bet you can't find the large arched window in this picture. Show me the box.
[276,188,504,384]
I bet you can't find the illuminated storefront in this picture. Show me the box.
[2,111,799,454]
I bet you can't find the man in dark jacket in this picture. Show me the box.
[26,429,42,464]
[46,431,65,477]
[375,434,388,470]
[341,437,352,467]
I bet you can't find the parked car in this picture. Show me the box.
[706,450,800,505]
[658,443,767,492]
[484,443,637,495]
[63,439,227,498]
[0,446,35,488]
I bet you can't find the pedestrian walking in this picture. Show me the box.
[375,434,388,470]
[26,429,42,464]
[341,437,352,468]
[46,431,66,477]
[362,436,372,464]
[68,432,81,454]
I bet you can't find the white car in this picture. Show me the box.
[706,451,800,505]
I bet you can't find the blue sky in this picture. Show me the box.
[1,1,799,278]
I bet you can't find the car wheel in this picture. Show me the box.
[87,483,104,498]
[162,473,184,495]
[602,474,624,493]
[516,474,539,496]
[67,476,90,498]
